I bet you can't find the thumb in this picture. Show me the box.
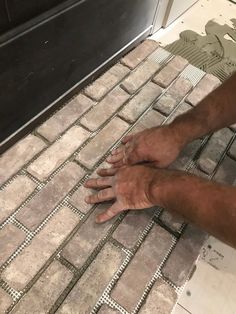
[95,201,124,223]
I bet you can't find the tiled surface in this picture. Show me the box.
[0,39,235,313]
[174,237,236,314]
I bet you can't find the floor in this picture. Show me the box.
[1,37,236,314]
[152,1,236,313]
[152,0,236,46]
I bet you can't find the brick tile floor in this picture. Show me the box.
[0,39,234,314]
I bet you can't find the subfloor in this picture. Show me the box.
[0,39,236,314]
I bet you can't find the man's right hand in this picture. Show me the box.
[106,125,186,168]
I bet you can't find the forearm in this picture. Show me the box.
[150,171,236,248]
[170,72,236,145]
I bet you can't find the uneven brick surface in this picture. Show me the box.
[159,210,184,233]
[119,82,162,123]
[62,204,116,269]
[111,225,173,312]
[121,39,159,69]
[121,60,160,94]
[139,279,177,314]
[27,126,89,181]
[58,244,125,314]
[0,175,36,224]
[162,224,207,286]
[113,209,154,249]
[0,288,12,313]
[69,185,95,214]
[197,128,233,174]
[214,156,236,185]
[17,163,84,230]
[85,63,130,101]
[186,74,221,106]
[0,43,229,314]
[153,56,188,88]
[77,117,129,169]
[11,261,73,314]
[154,94,177,115]
[2,206,80,290]
[0,135,46,185]
[81,87,129,131]
[37,94,94,142]
[99,305,120,313]
[0,224,25,266]
[167,77,193,102]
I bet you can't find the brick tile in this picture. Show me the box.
[81,87,129,131]
[99,305,119,313]
[17,163,84,230]
[119,82,162,123]
[121,60,160,94]
[0,288,12,313]
[121,40,159,69]
[228,138,236,160]
[214,156,236,185]
[0,135,46,186]
[27,126,89,181]
[111,225,173,312]
[11,261,73,314]
[153,56,188,88]
[162,224,207,286]
[131,110,165,133]
[167,102,192,124]
[62,203,117,268]
[2,206,80,290]
[197,129,233,174]
[37,94,94,142]
[76,117,129,169]
[154,94,177,116]
[0,175,36,224]
[58,243,125,314]
[69,185,95,214]
[85,64,130,101]
[113,209,154,249]
[167,77,193,102]
[0,224,25,266]
[170,140,202,171]
[186,74,221,106]
[159,210,184,233]
[139,279,177,314]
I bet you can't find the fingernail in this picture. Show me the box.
[85,197,90,203]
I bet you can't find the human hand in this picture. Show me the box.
[106,125,185,168]
[84,165,168,223]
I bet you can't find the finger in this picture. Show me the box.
[97,168,118,177]
[106,152,124,163]
[95,201,123,223]
[121,134,133,144]
[84,177,113,189]
[111,146,124,155]
[85,188,115,204]
[111,160,126,168]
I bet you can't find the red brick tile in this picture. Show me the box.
[0,135,46,185]
[17,163,85,230]
[27,126,89,181]
[121,40,159,69]
[0,175,36,224]
[37,94,94,142]
[0,224,25,265]
[11,261,73,313]
[76,117,129,169]
[121,60,160,94]
[58,244,125,314]
[62,204,117,268]
[2,206,80,290]
[111,225,173,312]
